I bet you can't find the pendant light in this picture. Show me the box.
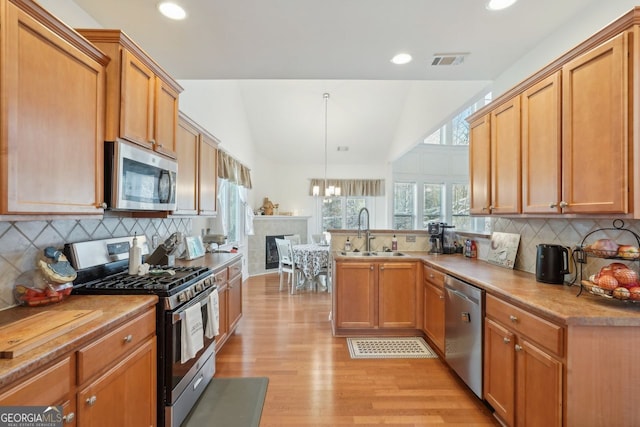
[312,93,340,198]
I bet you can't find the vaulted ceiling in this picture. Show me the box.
[63,0,600,165]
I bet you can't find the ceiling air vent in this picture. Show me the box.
[431,53,468,66]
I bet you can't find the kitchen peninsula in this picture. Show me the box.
[332,250,640,426]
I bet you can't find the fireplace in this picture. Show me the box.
[265,235,285,269]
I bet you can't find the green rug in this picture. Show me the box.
[183,377,269,427]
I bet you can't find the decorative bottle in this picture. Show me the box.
[128,233,142,274]
[344,237,352,251]
[391,235,398,251]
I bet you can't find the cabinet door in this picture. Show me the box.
[154,78,179,158]
[484,318,515,427]
[77,336,156,427]
[120,49,155,149]
[423,282,445,352]
[3,3,105,214]
[562,31,629,214]
[378,262,417,328]
[215,284,229,352]
[228,273,243,333]
[335,262,376,329]
[490,97,521,214]
[516,339,563,427]
[522,72,562,214]
[469,115,491,214]
[174,116,199,214]
[199,133,218,215]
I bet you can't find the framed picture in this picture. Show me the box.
[487,232,520,269]
[183,235,206,260]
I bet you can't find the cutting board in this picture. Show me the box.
[0,309,102,359]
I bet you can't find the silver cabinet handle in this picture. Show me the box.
[549,202,558,208]
[63,412,75,423]
[509,315,518,323]
[86,395,97,406]
[370,265,374,270]
[515,344,523,352]
[123,334,133,343]
[429,273,435,278]
[503,337,511,344]
[380,266,385,270]
[559,201,568,208]
[439,295,445,300]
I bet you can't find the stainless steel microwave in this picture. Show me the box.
[104,139,177,211]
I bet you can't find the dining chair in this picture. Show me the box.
[310,234,324,245]
[284,234,301,245]
[275,238,299,293]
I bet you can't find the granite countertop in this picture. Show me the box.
[333,251,640,327]
[0,294,157,388]
[176,252,242,271]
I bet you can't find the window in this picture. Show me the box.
[393,182,416,229]
[320,197,367,231]
[218,179,242,243]
[423,183,443,227]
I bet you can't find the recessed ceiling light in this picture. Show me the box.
[158,2,186,20]
[391,53,412,65]
[486,0,518,11]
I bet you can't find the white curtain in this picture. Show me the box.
[216,179,228,235]
[239,186,254,235]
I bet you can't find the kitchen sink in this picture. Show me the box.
[339,251,406,257]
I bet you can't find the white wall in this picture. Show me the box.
[492,0,640,98]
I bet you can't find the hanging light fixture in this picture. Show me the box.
[312,93,340,198]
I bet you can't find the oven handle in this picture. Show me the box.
[171,286,217,325]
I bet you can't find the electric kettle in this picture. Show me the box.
[536,244,570,284]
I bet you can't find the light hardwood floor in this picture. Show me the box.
[215,273,500,426]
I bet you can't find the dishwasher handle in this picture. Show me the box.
[445,286,480,305]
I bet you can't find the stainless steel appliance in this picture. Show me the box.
[104,139,178,211]
[65,236,217,427]
[427,222,456,254]
[444,275,485,398]
[536,244,570,284]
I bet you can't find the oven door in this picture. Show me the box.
[164,286,217,406]
[106,139,177,211]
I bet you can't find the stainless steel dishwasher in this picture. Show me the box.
[444,275,485,398]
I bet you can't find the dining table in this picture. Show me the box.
[291,243,331,293]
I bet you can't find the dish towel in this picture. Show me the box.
[181,303,204,364]
[205,288,220,339]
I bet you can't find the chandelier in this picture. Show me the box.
[312,93,340,197]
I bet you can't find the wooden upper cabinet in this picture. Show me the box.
[120,49,155,150]
[77,29,183,159]
[199,132,219,215]
[469,115,491,215]
[174,112,219,216]
[562,31,629,214]
[1,1,109,214]
[490,97,521,214]
[521,72,562,214]
[175,115,200,215]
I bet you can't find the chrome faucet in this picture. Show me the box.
[357,207,375,252]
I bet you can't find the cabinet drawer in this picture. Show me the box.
[213,268,228,285]
[229,259,242,280]
[77,308,155,384]
[486,294,564,356]
[423,264,444,288]
[0,356,73,405]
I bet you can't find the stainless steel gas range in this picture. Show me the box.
[65,236,217,427]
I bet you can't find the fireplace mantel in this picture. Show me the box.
[248,216,310,276]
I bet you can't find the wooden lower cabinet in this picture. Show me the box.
[0,306,156,427]
[77,337,156,427]
[422,264,445,353]
[333,260,419,334]
[212,257,243,351]
[484,295,563,427]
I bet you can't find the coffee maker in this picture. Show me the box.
[427,222,456,254]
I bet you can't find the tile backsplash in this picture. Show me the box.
[486,217,640,279]
[0,215,191,311]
